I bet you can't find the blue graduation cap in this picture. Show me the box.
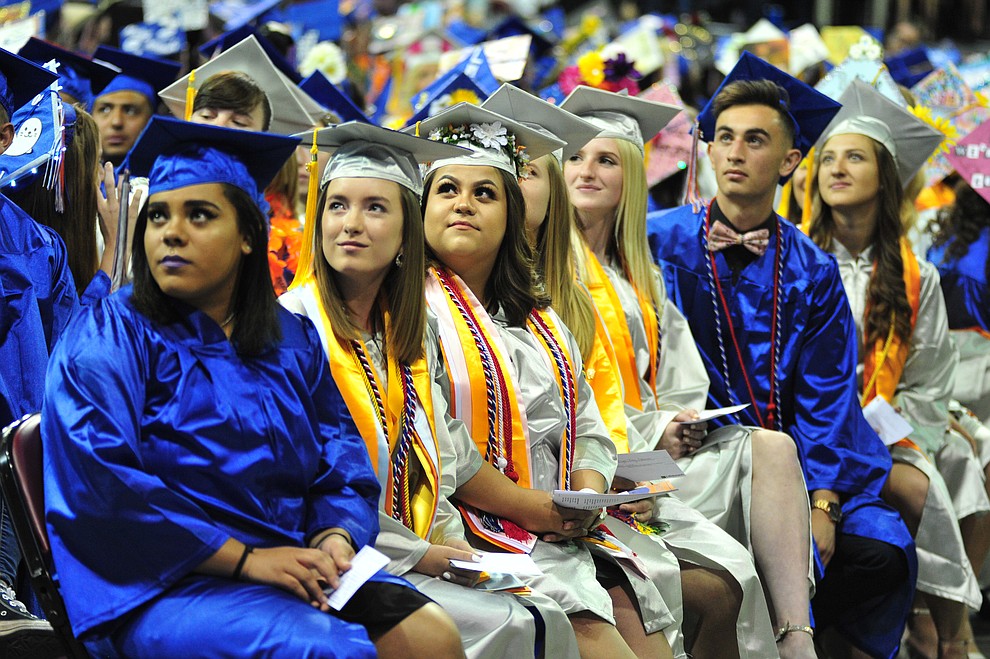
[404,48,500,127]
[299,71,368,123]
[884,46,934,89]
[199,24,301,84]
[210,0,282,31]
[275,0,342,44]
[126,115,300,211]
[445,19,487,48]
[93,46,180,108]
[0,46,59,119]
[697,51,841,157]
[487,15,557,55]
[18,38,119,110]
[0,86,63,192]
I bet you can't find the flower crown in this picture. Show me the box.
[428,121,531,176]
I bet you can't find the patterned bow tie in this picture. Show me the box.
[706,222,770,256]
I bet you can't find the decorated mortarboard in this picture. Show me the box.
[198,23,301,83]
[159,36,325,136]
[944,119,990,205]
[0,82,66,198]
[639,81,696,186]
[481,83,600,162]
[404,102,564,179]
[0,46,59,119]
[291,122,469,279]
[487,15,557,55]
[885,46,934,89]
[18,38,119,110]
[815,36,905,107]
[788,24,830,75]
[818,79,943,187]
[697,51,841,158]
[559,85,680,156]
[126,115,299,211]
[821,26,872,65]
[404,48,500,127]
[438,34,534,86]
[300,71,368,124]
[93,46,180,108]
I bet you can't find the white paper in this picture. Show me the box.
[862,397,915,446]
[552,482,676,510]
[681,403,750,425]
[615,450,684,481]
[449,553,543,576]
[325,546,390,611]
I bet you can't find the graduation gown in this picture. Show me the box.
[928,228,990,421]
[649,204,917,659]
[0,194,77,429]
[280,285,580,659]
[833,242,982,609]
[42,288,398,656]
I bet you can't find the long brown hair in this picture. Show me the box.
[423,167,545,327]
[312,181,426,364]
[532,155,595,358]
[810,137,913,344]
[932,181,990,285]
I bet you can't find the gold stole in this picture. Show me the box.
[306,281,440,539]
[586,302,631,454]
[860,240,922,451]
[582,245,659,410]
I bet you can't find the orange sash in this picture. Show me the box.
[581,245,659,410]
[304,281,440,540]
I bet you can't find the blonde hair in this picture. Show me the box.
[612,139,661,309]
[312,182,426,364]
[533,156,596,358]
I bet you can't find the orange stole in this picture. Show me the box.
[307,281,440,539]
[582,245,659,410]
[860,240,923,452]
[586,301,631,454]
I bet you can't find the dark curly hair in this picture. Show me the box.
[931,182,990,284]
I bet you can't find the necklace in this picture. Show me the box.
[220,313,235,329]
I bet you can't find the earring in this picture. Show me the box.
[394,252,404,268]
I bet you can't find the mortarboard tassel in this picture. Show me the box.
[184,69,196,121]
[684,120,703,212]
[800,148,815,234]
[290,128,321,290]
[776,179,792,219]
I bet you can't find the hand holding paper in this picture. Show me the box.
[552,482,676,510]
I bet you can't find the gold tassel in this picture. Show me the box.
[800,148,815,234]
[184,70,196,121]
[777,180,792,219]
[290,129,321,290]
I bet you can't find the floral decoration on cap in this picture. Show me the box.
[427,120,530,177]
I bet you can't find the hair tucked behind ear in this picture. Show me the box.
[810,138,913,344]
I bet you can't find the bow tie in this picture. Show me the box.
[706,222,770,256]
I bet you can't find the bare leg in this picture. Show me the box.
[680,562,741,659]
[569,612,639,659]
[607,583,673,659]
[749,430,816,659]
[373,602,465,659]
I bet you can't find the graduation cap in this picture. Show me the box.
[481,83,600,162]
[559,86,680,156]
[815,39,905,107]
[0,46,59,120]
[404,48,500,127]
[788,24,830,75]
[300,71,368,124]
[18,38,119,110]
[127,115,299,211]
[406,102,564,179]
[291,121,469,279]
[487,14,557,55]
[93,45,180,109]
[210,0,281,32]
[945,119,990,205]
[0,86,64,193]
[697,51,841,157]
[159,36,325,135]
[818,79,943,187]
[885,46,934,89]
[198,23,301,84]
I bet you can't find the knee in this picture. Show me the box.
[883,463,930,528]
[751,430,800,469]
[681,566,742,622]
[396,603,463,658]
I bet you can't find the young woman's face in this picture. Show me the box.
[321,177,404,289]
[519,155,553,238]
[424,164,507,275]
[818,133,881,214]
[145,183,249,313]
[564,137,624,218]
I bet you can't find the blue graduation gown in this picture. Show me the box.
[927,227,989,332]
[0,193,77,429]
[648,204,917,659]
[42,288,391,652]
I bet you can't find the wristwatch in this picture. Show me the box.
[812,499,842,525]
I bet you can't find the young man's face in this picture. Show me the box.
[93,91,153,165]
[707,104,801,203]
[190,105,266,132]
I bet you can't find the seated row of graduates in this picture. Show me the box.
[40,50,990,659]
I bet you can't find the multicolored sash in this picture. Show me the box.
[860,239,922,452]
[581,245,659,410]
[301,281,440,540]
